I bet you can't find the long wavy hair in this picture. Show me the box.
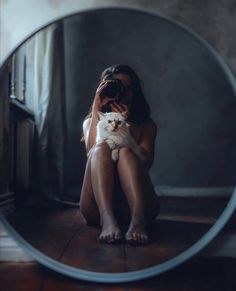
[85,64,151,124]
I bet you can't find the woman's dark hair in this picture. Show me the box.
[86,64,151,124]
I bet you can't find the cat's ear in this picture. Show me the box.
[121,111,129,119]
[98,112,105,120]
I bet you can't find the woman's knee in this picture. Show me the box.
[118,148,141,172]
[119,147,136,161]
[90,141,111,158]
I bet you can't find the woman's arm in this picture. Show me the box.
[138,121,157,170]
[83,81,113,153]
[83,116,97,154]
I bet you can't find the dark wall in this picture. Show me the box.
[63,8,236,196]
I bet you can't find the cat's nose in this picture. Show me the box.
[112,122,118,130]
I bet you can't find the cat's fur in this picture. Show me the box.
[96,112,145,162]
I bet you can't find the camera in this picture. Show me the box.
[103,79,125,100]
[101,102,113,113]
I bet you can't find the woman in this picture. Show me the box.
[80,64,159,245]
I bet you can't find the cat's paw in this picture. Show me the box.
[106,139,116,150]
[112,149,119,162]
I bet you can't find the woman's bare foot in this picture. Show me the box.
[125,219,149,245]
[99,212,123,244]
[99,224,123,244]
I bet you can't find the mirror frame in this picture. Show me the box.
[1,7,236,283]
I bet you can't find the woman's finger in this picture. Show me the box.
[96,81,107,93]
[110,103,120,112]
[112,102,129,113]
[93,82,111,110]
[96,83,113,104]
[121,104,129,112]
[114,102,125,111]
[111,102,124,112]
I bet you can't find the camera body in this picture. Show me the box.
[103,79,125,100]
[101,79,125,112]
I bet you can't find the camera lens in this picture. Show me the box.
[103,79,125,99]
[101,102,112,113]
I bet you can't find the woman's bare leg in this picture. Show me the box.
[79,153,100,225]
[117,148,159,245]
[80,142,122,243]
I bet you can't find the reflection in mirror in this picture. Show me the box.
[0,9,236,273]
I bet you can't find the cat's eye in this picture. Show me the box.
[108,120,112,123]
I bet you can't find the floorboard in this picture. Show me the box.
[59,224,127,272]
[5,207,211,272]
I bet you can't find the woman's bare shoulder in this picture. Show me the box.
[141,119,157,133]
[83,117,92,129]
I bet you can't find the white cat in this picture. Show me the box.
[96,112,145,162]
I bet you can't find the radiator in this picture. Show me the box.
[15,118,34,189]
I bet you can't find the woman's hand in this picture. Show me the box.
[110,101,129,119]
[92,81,113,112]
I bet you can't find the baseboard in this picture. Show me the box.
[156,185,234,198]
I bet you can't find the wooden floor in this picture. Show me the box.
[5,205,215,273]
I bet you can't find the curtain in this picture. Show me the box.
[31,22,67,204]
[0,64,10,196]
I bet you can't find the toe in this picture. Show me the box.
[115,232,121,241]
[107,234,114,243]
[125,231,149,245]
[102,232,123,244]
[141,234,147,244]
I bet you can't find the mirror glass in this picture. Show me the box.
[1,8,236,274]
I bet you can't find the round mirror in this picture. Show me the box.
[1,8,236,283]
